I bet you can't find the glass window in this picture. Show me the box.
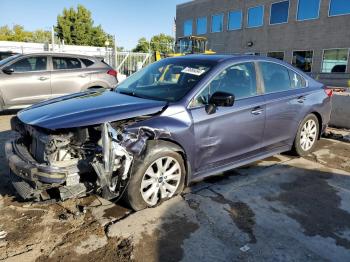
[53,57,82,70]
[329,0,350,16]
[81,58,94,67]
[297,0,320,21]
[228,10,243,30]
[11,56,47,72]
[212,14,224,32]
[292,51,313,72]
[197,17,207,35]
[192,62,257,107]
[289,70,307,88]
[116,59,214,102]
[248,5,264,28]
[260,62,291,93]
[322,49,349,73]
[267,52,285,60]
[270,1,289,24]
[184,19,193,36]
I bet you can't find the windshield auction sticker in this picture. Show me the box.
[181,67,206,76]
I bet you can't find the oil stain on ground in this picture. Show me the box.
[269,169,350,249]
[135,215,199,262]
[209,190,256,244]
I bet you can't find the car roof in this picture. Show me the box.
[15,52,97,59]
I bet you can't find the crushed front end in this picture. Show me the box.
[6,116,167,202]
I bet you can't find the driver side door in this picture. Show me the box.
[189,62,266,174]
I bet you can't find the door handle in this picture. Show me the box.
[38,76,49,81]
[79,74,88,78]
[297,96,306,103]
[251,107,264,115]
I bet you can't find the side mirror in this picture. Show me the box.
[2,67,14,75]
[209,91,235,107]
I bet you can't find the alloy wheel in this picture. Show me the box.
[300,119,317,151]
[140,156,181,206]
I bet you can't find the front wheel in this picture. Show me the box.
[125,142,186,211]
[292,114,319,157]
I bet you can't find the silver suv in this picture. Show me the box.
[0,53,118,110]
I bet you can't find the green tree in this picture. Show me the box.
[56,4,112,47]
[133,37,150,53]
[0,24,50,43]
[150,34,174,53]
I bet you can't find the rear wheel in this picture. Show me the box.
[125,142,186,211]
[292,114,319,157]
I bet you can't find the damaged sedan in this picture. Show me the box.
[6,55,332,210]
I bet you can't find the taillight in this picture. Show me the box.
[324,87,334,97]
[107,69,117,77]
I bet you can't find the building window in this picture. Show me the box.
[322,49,349,73]
[267,51,285,60]
[292,51,313,72]
[196,17,207,35]
[228,10,243,30]
[329,0,350,16]
[297,0,321,21]
[247,5,264,28]
[270,1,289,24]
[184,19,193,36]
[212,14,224,32]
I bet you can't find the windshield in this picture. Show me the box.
[0,54,21,67]
[116,59,215,102]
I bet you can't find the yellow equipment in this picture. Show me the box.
[155,36,215,61]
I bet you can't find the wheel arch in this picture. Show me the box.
[310,111,323,140]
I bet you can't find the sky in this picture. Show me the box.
[0,0,190,50]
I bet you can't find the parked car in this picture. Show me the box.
[0,51,18,61]
[6,55,332,210]
[0,52,118,110]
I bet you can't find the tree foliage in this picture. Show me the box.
[56,4,113,47]
[0,25,51,43]
[133,34,174,53]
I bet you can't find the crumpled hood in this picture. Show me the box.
[17,90,167,130]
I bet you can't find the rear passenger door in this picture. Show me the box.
[50,56,91,98]
[259,61,308,150]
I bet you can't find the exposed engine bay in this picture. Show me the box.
[7,115,169,202]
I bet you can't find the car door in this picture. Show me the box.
[0,55,50,107]
[259,61,308,150]
[189,62,265,173]
[50,56,91,98]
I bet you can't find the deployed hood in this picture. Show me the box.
[17,90,167,130]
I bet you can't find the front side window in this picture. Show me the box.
[260,62,291,93]
[191,62,257,107]
[270,1,289,24]
[184,19,193,36]
[329,0,350,16]
[248,5,264,28]
[322,49,349,73]
[297,0,321,21]
[212,14,224,32]
[292,51,313,72]
[197,17,207,35]
[267,51,285,60]
[116,59,214,102]
[11,56,47,72]
[53,57,82,70]
[228,10,243,30]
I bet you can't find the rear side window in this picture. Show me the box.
[11,56,47,72]
[81,58,94,67]
[53,57,82,70]
[260,62,291,93]
[289,70,307,89]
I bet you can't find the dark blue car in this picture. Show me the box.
[6,55,332,210]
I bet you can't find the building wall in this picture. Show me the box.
[176,0,350,75]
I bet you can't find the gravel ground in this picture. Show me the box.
[1,113,350,262]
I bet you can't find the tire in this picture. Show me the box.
[125,142,186,211]
[292,114,320,157]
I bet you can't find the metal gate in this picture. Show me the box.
[115,51,151,76]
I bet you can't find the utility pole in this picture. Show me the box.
[51,26,55,51]
[114,35,118,69]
